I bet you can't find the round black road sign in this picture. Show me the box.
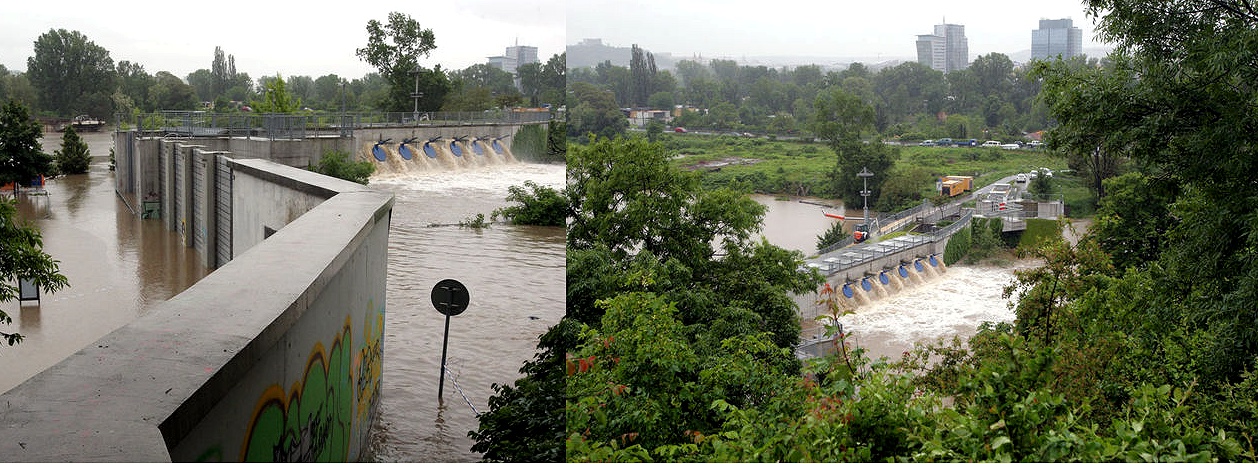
[431,279,470,316]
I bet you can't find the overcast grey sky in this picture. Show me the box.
[1,0,565,80]
[567,0,1111,64]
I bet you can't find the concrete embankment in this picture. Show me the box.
[0,141,393,461]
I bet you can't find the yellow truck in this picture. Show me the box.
[940,175,973,197]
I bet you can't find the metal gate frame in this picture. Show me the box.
[215,155,233,266]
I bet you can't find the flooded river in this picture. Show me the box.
[2,131,564,462]
[1,131,209,394]
[365,164,565,462]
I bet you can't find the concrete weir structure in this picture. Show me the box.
[0,132,394,461]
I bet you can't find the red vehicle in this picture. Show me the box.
[674,127,687,133]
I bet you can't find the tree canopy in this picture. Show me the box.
[26,29,116,118]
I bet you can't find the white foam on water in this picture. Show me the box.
[371,163,564,197]
[837,261,1038,359]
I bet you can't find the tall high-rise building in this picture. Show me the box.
[916,23,968,73]
[487,43,540,76]
[1031,18,1083,60]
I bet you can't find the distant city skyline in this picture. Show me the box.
[567,0,1110,66]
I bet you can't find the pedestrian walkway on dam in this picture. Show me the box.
[803,210,972,283]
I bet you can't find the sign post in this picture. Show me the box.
[430,279,469,401]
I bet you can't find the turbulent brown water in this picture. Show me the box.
[2,131,564,462]
[364,164,566,462]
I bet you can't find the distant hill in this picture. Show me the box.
[567,38,680,70]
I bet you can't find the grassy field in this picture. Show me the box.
[659,132,1089,214]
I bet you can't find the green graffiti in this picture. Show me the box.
[189,299,384,462]
[240,321,354,462]
[195,445,224,462]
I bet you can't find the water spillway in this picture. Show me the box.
[361,136,518,176]
[799,254,952,358]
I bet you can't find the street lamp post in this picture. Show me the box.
[411,66,423,125]
[858,166,874,234]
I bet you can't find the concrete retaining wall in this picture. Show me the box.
[2,134,394,461]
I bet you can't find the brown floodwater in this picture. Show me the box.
[1,131,209,394]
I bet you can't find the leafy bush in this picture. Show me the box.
[308,149,374,184]
[492,181,566,227]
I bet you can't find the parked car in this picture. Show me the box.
[982,140,1002,147]
[959,139,978,147]
[937,138,954,147]
[1015,173,1028,183]
[1028,140,1044,148]
[1000,143,1021,150]
[674,127,687,133]
[919,139,936,146]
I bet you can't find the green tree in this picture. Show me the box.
[251,74,302,113]
[1088,172,1177,271]
[816,219,846,251]
[0,100,53,190]
[308,149,374,184]
[1034,56,1130,201]
[186,69,214,103]
[149,71,198,111]
[811,88,895,205]
[26,29,115,118]
[355,12,446,112]
[629,44,657,107]
[568,82,625,140]
[562,136,820,458]
[116,61,153,112]
[287,75,314,106]
[53,125,91,175]
[313,74,346,111]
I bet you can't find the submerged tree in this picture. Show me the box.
[53,125,91,175]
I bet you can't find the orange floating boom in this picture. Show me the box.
[823,212,845,220]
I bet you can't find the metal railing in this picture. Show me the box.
[805,209,973,277]
[115,110,554,140]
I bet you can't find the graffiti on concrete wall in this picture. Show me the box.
[239,321,353,461]
[354,303,384,425]
[232,298,384,462]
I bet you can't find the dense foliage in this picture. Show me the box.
[569,50,1048,142]
[1,20,563,120]
[26,29,115,119]
[0,100,53,188]
[565,136,821,457]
